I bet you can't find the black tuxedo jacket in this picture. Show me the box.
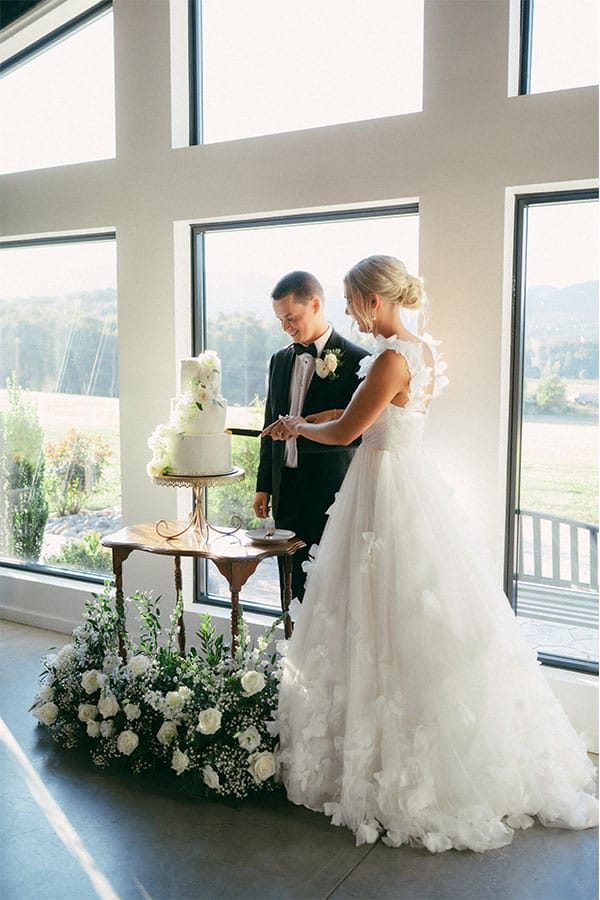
[256,330,369,518]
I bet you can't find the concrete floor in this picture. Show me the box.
[1,619,598,900]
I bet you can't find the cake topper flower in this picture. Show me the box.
[315,349,343,380]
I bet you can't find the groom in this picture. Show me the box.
[253,271,368,602]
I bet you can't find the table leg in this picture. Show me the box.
[111,547,133,662]
[173,555,186,655]
[231,589,239,655]
[283,555,294,639]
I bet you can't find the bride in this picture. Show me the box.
[263,254,598,853]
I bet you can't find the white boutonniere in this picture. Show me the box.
[315,349,343,380]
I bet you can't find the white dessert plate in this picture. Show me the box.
[246,528,295,545]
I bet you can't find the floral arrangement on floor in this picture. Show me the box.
[31,584,283,800]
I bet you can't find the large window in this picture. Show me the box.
[507,191,598,673]
[193,206,419,611]
[192,0,423,144]
[0,236,120,580]
[0,2,115,174]
[520,0,598,94]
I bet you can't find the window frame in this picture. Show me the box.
[518,0,534,95]
[504,187,599,675]
[0,0,112,76]
[0,231,117,586]
[191,203,419,613]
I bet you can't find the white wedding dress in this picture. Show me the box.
[276,334,598,853]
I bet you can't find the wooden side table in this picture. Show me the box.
[102,523,306,657]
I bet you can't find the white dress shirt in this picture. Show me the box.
[284,326,333,467]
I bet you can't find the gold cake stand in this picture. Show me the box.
[151,467,245,542]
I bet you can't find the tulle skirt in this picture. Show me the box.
[276,441,598,852]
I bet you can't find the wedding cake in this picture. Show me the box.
[147,350,233,477]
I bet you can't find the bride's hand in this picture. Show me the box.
[278,415,304,437]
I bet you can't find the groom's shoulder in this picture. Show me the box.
[270,344,292,364]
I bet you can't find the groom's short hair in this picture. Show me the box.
[271,271,324,305]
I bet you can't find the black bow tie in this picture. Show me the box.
[292,342,318,357]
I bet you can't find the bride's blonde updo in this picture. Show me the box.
[344,255,425,332]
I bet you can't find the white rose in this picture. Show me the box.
[127,655,151,677]
[117,729,139,756]
[56,643,75,666]
[77,703,98,723]
[197,707,222,735]
[171,748,190,776]
[103,654,120,675]
[100,720,114,738]
[240,671,266,697]
[247,750,276,784]
[87,720,101,738]
[81,669,106,694]
[157,721,178,746]
[39,684,55,702]
[202,764,220,790]
[165,691,185,713]
[146,458,166,477]
[123,703,141,721]
[315,358,328,378]
[98,692,120,719]
[34,702,59,726]
[237,726,261,752]
[324,352,338,373]
[178,685,193,701]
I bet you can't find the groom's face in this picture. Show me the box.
[272,294,324,345]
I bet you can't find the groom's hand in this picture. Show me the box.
[261,419,293,439]
[305,409,342,424]
[253,492,271,519]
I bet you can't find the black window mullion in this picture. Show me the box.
[518,0,534,95]
[506,187,599,675]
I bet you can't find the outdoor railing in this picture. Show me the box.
[517,509,598,628]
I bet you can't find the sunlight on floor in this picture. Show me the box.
[0,717,120,900]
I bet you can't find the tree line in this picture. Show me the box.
[1,290,596,406]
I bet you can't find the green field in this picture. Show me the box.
[520,417,598,526]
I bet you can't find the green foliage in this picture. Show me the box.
[0,375,48,560]
[8,457,49,560]
[1,373,45,467]
[46,531,113,574]
[135,590,163,655]
[81,582,128,663]
[45,428,112,515]
[535,374,567,412]
[197,612,225,666]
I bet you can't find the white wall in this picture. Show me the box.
[0,0,597,744]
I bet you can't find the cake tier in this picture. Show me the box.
[180,353,221,394]
[168,432,232,476]
[170,396,227,434]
